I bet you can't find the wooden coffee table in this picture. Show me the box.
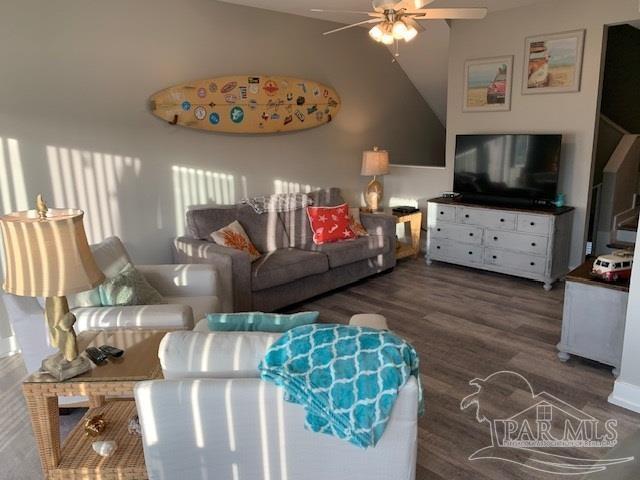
[22,329,167,480]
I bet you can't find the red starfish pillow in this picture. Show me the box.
[306,203,356,245]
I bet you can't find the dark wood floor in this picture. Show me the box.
[2,259,639,479]
[286,258,640,480]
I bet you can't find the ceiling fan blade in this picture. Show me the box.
[322,18,383,36]
[391,0,436,11]
[409,7,488,19]
[403,16,425,32]
[310,8,382,16]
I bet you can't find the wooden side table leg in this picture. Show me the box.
[23,390,61,475]
[410,213,422,258]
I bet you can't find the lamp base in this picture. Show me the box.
[41,352,92,381]
[365,176,384,212]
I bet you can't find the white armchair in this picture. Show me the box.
[2,236,222,376]
[134,330,419,480]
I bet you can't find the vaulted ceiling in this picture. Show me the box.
[219,0,550,124]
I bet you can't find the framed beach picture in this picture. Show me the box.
[522,29,585,94]
[463,56,513,112]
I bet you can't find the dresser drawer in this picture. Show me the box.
[517,214,550,235]
[430,223,483,245]
[430,239,483,264]
[460,208,516,230]
[485,230,548,256]
[484,248,546,275]
[431,204,456,223]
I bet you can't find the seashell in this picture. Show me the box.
[92,440,117,457]
[84,414,107,437]
[127,414,142,436]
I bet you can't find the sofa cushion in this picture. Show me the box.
[210,220,261,261]
[251,248,329,291]
[279,188,346,248]
[186,204,288,252]
[306,204,356,245]
[305,235,390,268]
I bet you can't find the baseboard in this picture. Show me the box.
[608,380,640,414]
[0,335,19,358]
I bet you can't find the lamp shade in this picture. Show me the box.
[0,208,104,297]
[361,147,390,176]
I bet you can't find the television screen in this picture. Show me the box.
[453,134,561,203]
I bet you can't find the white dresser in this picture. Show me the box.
[425,198,574,290]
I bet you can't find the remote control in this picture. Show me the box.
[85,346,108,365]
[99,345,124,358]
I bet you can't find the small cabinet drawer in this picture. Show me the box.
[460,208,516,230]
[484,248,546,275]
[430,223,483,245]
[517,214,550,235]
[430,239,483,264]
[431,204,456,222]
[486,230,548,256]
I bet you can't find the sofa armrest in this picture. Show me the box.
[73,304,194,332]
[137,264,220,298]
[173,237,251,312]
[360,212,397,238]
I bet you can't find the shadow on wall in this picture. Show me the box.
[172,166,247,235]
[46,145,141,245]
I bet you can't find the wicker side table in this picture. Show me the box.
[22,329,167,480]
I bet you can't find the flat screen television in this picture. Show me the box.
[453,134,561,206]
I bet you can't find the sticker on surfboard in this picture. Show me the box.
[149,75,341,134]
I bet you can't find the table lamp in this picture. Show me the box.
[0,195,105,380]
[361,146,390,212]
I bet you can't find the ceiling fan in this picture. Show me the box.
[311,0,487,46]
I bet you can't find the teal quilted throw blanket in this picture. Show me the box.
[258,324,423,448]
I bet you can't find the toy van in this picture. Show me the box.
[592,251,633,282]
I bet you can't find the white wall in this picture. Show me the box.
[0,0,445,354]
[445,0,640,268]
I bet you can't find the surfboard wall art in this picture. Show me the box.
[149,75,341,134]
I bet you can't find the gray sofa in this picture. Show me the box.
[174,188,396,312]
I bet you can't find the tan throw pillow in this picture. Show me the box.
[349,207,368,237]
[211,220,261,261]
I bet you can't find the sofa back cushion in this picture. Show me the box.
[186,205,288,252]
[279,188,346,248]
[159,330,280,379]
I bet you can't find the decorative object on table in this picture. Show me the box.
[306,203,356,245]
[243,192,313,214]
[85,346,108,366]
[463,56,513,112]
[591,250,633,283]
[99,345,125,358]
[207,311,319,332]
[259,323,423,448]
[312,1,486,57]
[392,205,419,215]
[98,262,164,306]
[92,440,117,457]
[84,414,107,437]
[361,146,390,211]
[348,207,368,237]
[150,75,340,134]
[522,30,585,94]
[210,220,261,261]
[127,414,142,437]
[554,192,566,207]
[0,195,105,380]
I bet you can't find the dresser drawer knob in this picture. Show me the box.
[439,211,444,215]
[530,222,535,226]
[465,214,470,218]
[493,236,498,241]
[530,262,535,266]
[437,228,441,232]
[468,251,473,255]
[469,233,474,237]
[492,255,497,259]
[500,218,505,222]
[531,242,536,247]
[436,246,441,250]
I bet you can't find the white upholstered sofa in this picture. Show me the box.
[4,236,221,376]
[134,330,419,480]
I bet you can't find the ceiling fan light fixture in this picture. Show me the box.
[392,20,408,40]
[381,32,394,45]
[403,25,418,42]
[369,24,384,42]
